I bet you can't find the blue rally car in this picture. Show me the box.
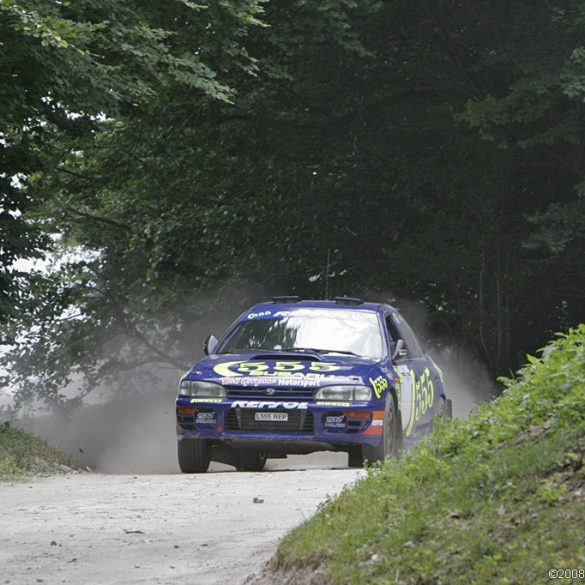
[176,296,451,472]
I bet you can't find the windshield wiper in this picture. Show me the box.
[289,347,360,357]
[285,347,324,355]
[318,349,360,356]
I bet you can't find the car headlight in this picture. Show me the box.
[314,385,372,401]
[178,380,226,398]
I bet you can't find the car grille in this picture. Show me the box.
[225,386,315,400]
[226,409,313,433]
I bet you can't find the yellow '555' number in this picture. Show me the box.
[405,367,434,437]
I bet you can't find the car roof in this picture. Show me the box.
[248,299,397,315]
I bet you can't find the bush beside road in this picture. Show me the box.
[0,423,74,479]
[272,327,585,585]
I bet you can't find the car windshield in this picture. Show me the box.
[219,308,384,360]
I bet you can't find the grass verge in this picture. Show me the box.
[277,326,585,584]
[0,422,73,480]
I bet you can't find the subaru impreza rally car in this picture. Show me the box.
[176,297,451,472]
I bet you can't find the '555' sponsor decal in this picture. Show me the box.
[231,400,308,410]
[213,361,341,378]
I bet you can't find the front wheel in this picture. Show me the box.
[361,395,401,464]
[237,449,267,472]
[347,447,364,468]
[178,439,210,473]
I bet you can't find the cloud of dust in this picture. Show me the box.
[368,293,496,418]
[432,347,495,418]
[18,281,272,474]
[22,391,178,473]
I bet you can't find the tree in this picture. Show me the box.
[0,0,264,319]
[4,0,585,410]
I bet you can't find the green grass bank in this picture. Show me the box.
[0,422,72,479]
[277,326,585,584]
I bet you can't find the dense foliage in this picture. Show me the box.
[2,0,585,406]
[277,326,585,584]
[0,0,263,314]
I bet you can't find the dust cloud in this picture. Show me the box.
[17,281,272,474]
[22,391,179,473]
[432,349,495,418]
[369,292,497,418]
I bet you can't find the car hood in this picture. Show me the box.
[185,352,382,388]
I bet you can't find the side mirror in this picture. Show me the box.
[392,339,408,361]
[203,334,219,356]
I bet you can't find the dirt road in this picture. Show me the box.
[0,454,363,585]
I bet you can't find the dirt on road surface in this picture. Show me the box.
[0,454,363,585]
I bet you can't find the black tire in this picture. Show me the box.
[444,398,453,420]
[237,449,267,472]
[361,394,400,464]
[178,439,211,473]
[396,409,404,452]
[347,447,364,468]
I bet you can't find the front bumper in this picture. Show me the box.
[175,396,385,448]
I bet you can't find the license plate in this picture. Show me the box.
[255,412,288,422]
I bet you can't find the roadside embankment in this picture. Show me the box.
[262,326,585,585]
[0,422,75,479]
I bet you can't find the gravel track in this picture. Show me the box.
[0,455,363,585]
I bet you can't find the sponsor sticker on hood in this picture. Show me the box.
[221,376,321,388]
[220,375,362,388]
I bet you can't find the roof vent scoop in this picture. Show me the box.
[334,296,364,306]
[272,296,302,304]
